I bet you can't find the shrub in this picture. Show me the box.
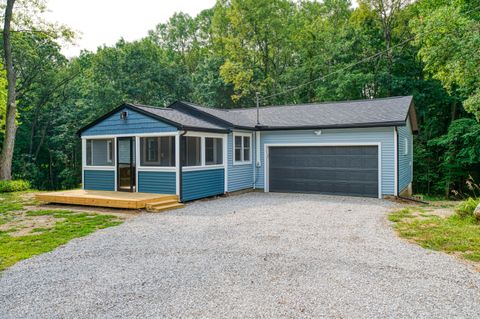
[456,197,480,218]
[0,180,31,193]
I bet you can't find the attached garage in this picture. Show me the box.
[267,144,380,198]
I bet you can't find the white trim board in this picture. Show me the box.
[183,165,225,172]
[263,142,383,199]
[175,132,181,196]
[223,134,228,194]
[83,166,115,171]
[135,136,140,192]
[82,132,177,139]
[137,167,176,172]
[393,127,398,196]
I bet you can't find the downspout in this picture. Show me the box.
[253,132,256,189]
[179,130,188,202]
[394,126,399,197]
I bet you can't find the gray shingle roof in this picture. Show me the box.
[78,96,416,136]
[130,103,228,131]
[179,96,415,130]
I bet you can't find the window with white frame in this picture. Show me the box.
[86,139,115,166]
[234,133,251,163]
[404,137,408,155]
[140,136,175,167]
[205,137,223,165]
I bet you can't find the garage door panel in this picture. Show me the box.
[269,146,379,198]
[270,167,377,182]
[271,154,378,169]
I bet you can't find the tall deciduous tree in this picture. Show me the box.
[412,2,480,120]
[0,0,17,180]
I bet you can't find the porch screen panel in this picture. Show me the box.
[140,136,175,167]
[118,138,135,164]
[86,139,114,166]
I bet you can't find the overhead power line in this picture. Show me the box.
[259,4,480,104]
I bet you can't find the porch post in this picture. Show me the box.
[175,132,180,196]
[114,137,118,191]
[135,136,140,192]
[81,138,86,190]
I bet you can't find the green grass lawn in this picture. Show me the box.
[0,191,123,271]
[389,206,480,263]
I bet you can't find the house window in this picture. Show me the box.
[181,136,201,166]
[140,136,175,167]
[205,137,223,165]
[404,138,408,155]
[234,134,252,164]
[86,139,114,166]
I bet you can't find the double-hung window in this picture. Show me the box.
[234,133,251,164]
[86,139,115,166]
[140,136,175,167]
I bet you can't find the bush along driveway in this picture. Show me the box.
[0,192,124,271]
[1,193,480,318]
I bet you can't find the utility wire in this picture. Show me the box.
[259,4,480,104]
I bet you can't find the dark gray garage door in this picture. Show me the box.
[268,146,379,198]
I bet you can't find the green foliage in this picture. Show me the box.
[388,208,414,222]
[412,2,480,120]
[0,209,122,271]
[390,206,480,262]
[2,0,479,197]
[0,180,30,193]
[456,198,480,219]
[428,119,480,195]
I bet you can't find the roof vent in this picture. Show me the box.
[120,111,128,120]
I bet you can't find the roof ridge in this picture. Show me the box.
[129,103,173,110]
[180,96,412,112]
[229,95,413,111]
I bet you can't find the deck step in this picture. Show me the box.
[145,199,179,208]
[146,202,185,213]
[143,195,179,203]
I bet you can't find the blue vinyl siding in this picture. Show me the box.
[84,170,115,191]
[138,171,176,194]
[182,168,224,201]
[256,127,396,196]
[227,132,255,192]
[82,107,177,136]
[398,118,413,192]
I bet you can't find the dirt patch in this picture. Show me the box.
[26,204,141,220]
[0,211,62,237]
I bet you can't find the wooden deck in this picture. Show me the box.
[35,190,180,209]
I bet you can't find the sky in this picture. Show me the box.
[44,0,217,57]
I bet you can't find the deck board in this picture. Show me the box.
[35,190,178,209]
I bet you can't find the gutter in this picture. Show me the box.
[255,121,407,131]
[179,130,188,203]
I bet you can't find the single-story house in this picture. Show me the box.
[78,96,417,201]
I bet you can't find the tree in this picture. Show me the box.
[0,0,73,180]
[0,0,16,179]
[212,0,296,104]
[412,1,480,120]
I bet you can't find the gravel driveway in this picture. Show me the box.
[1,193,479,318]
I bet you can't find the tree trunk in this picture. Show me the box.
[0,0,17,180]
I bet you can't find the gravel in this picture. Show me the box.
[1,192,479,318]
